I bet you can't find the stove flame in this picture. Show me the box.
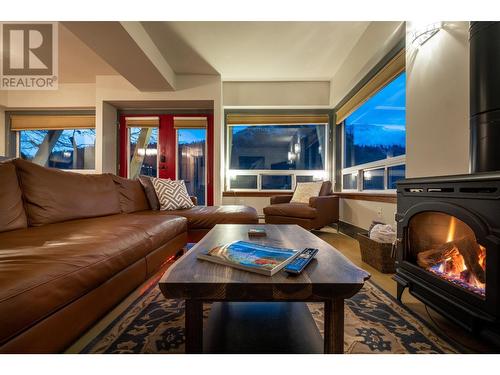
[446,216,457,243]
[428,243,486,297]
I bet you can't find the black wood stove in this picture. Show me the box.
[394,22,500,344]
[395,174,500,338]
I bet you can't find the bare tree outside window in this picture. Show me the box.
[19,129,96,169]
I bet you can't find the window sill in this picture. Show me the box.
[223,191,293,197]
[336,192,396,203]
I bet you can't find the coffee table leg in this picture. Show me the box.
[185,299,203,353]
[324,298,345,354]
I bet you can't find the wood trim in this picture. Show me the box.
[11,115,95,130]
[223,191,396,202]
[227,114,329,125]
[223,191,293,198]
[159,115,176,180]
[206,113,214,206]
[336,49,405,124]
[125,116,159,127]
[173,117,207,129]
[119,115,128,177]
[336,192,396,203]
[338,221,368,238]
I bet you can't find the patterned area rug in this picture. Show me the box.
[80,280,458,354]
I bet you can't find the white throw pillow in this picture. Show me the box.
[290,182,323,204]
[151,178,194,210]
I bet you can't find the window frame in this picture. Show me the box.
[126,125,160,179]
[175,127,208,206]
[340,121,406,193]
[15,127,98,174]
[339,72,406,193]
[225,121,329,193]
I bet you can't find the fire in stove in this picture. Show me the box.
[416,217,487,297]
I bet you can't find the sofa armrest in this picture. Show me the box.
[309,195,339,224]
[270,195,293,205]
[190,196,198,206]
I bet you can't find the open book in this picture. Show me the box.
[197,240,300,276]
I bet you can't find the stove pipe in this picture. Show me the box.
[470,21,500,173]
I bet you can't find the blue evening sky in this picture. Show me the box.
[178,128,206,144]
[345,72,406,147]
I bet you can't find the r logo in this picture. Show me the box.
[2,24,53,75]
[0,22,58,89]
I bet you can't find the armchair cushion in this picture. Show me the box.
[270,195,293,205]
[290,182,323,203]
[319,181,333,196]
[263,202,317,219]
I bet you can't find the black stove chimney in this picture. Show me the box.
[470,22,500,173]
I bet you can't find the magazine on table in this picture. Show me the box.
[197,240,300,276]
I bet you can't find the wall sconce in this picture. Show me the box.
[288,151,296,163]
[294,143,301,154]
[411,21,443,46]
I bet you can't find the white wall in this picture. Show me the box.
[223,81,330,107]
[340,199,396,230]
[101,102,118,173]
[330,22,405,107]
[4,83,96,109]
[406,22,470,178]
[222,195,269,217]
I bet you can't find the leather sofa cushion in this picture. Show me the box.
[138,176,160,210]
[0,213,187,345]
[126,211,187,249]
[13,158,121,226]
[0,161,27,233]
[263,203,317,219]
[149,205,259,230]
[111,175,150,213]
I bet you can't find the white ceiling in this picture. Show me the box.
[143,21,371,80]
[59,24,117,83]
[59,21,374,84]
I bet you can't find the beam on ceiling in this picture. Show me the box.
[62,21,176,91]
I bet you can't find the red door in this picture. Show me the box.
[119,113,213,205]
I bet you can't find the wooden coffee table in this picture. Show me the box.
[159,224,370,354]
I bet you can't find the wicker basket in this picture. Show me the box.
[356,232,396,273]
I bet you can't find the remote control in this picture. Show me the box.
[284,248,319,275]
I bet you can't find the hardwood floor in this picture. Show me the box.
[315,227,497,353]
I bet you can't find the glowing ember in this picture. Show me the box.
[425,244,486,297]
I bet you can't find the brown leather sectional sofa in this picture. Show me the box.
[0,158,258,353]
